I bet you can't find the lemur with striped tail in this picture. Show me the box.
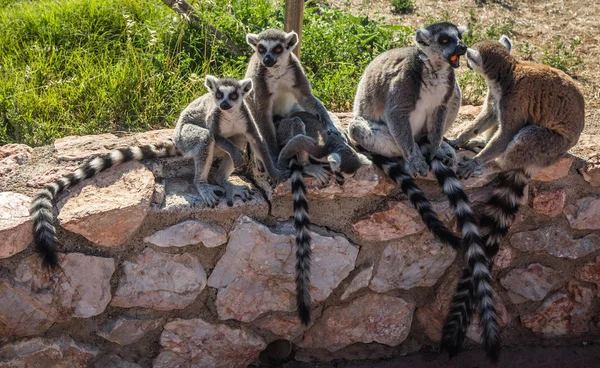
[347,22,483,255]
[442,35,585,360]
[275,106,371,325]
[31,76,286,270]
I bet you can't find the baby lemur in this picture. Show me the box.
[348,22,484,256]
[244,29,335,161]
[275,105,371,325]
[442,36,585,361]
[31,76,285,270]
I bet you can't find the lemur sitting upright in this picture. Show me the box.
[275,106,371,325]
[244,29,335,161]
[442,35,585,361]
[348,23,484,256]
[31,76,285,270]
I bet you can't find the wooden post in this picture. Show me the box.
[284,0,304,59]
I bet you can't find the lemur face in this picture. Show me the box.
[466,35,513,77]
[246,29,298,68]
[415,22,468,68]
[204,76,253,112]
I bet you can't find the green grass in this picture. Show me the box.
[0,0,410,146]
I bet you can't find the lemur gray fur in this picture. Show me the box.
[31,76,285,270]
[274,105,371,325]
[348,22,484,256]
[442,35,585,361]
[244,29,335,161]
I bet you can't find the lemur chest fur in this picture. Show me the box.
[409,67,451,137]
[268,66,298,117]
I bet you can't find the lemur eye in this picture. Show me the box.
[258,45,266,53]
[273,45,283,54]
[215,91,223,99]
[229,92,238,101]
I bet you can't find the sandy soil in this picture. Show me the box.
[320,0,600,136]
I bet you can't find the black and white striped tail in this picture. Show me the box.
[429,159,488,358]
[290,156,312,325]
[371,154,461,250]
[31,140,179,270]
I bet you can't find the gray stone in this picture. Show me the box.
[154,318,266,368]
[501,264,565,301]
[0,336,98,368]
[144,219,227,248]
[208,216,358,322]
[369,231,456,292]
[111,248,206,310]
[98,317,163,345]
[510,226,600,259]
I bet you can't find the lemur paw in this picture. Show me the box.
[195,183,224,208]
[304,164,331,186]
[457,157,483,179]
[223,183,253,207]
[406,152,429,178]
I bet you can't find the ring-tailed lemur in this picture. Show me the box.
[275,106,371,325]
[244,29,335,161]
[348,23,483,254]
[442,35,585,361]
[31,76,285,270]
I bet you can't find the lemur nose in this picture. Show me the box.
[220,101,231,110]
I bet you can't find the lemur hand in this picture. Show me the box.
[457,156,483,179]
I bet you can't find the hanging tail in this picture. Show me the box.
[371,154,461,250]
[31,140,179,270]
[290,156,312,325]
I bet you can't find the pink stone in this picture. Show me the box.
[352,201,426,241]
[56,161,154,247]
[0,192,32,259]
[500,263,565,301]
[521,281,594,335]
[563,196,600,230]
[530,188,566,217]
[300,294,415,352]
[532,156,574,182]
[576,256,600,296]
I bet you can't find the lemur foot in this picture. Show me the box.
[222,183,253,207]
[195,183,224,208]
[304,164,331,186]
[457,156,484,179]
[406,151,429,178]
[462,139,488,154]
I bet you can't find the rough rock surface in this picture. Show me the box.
[369,231,456,292]
[301,294,415,352]
[416,274,511,343]
[0,253,115,336]
[530,188,567,217]
[500,264,565,301]
[154,318,266,368]
[0,336,99,368]
[563,196,600,230]
[0,192,32,258]
[341,263,374,300]
[275,165,394,199]
[521,281,594,335]
[112,248,206,310]
[532,156,574,182]
[98,317,163,345]
[510,226,600,259]
[352,201,425,241]
[144,219,227,248]
[576,256,600,296]
[207,216,358,322]
[57,160,155,247]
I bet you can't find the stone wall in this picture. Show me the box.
[1,108,599,367]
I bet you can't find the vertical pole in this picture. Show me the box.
[284,0,304,59]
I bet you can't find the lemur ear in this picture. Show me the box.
[415,28,432,45]
[246,33,259,50]
[457,25,468,38]
[204,75,218,92]
[239,78,253,95]
[285,31,298,50]
[499,34,512,53]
